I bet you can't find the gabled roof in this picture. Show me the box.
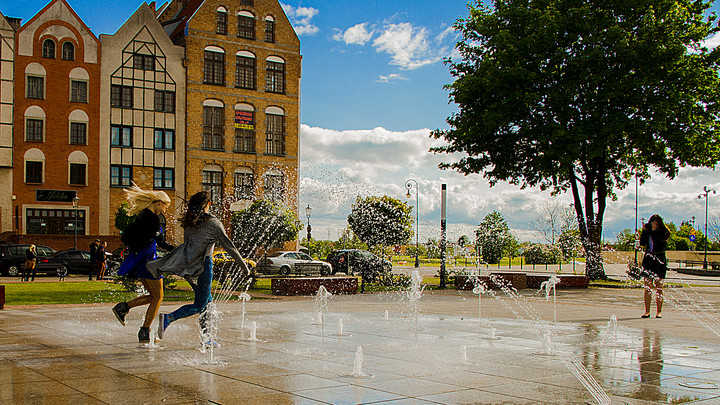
[160,0,204,43]
[16,0,99,45]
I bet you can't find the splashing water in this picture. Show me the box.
[313,286,332,349]
[248,321,258,341]
[461,345,468,363]
[238,286,251,329]
[539,275,560,324]
[601,314,618,346]
[472,280,487,324]
[351,346,369,377]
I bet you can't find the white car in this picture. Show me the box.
[256,251,332,276]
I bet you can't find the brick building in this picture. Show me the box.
[157,0,301,244]
[0,13,19,233]
[99,3,186,242]
[12,0,101,243]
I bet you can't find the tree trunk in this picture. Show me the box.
[569,167,607,280]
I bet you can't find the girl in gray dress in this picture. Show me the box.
[149,191,250,342]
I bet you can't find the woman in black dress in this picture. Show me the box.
[638,214,670,318]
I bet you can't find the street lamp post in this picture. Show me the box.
[698,186,716,269]
[405,179,419,268]
[305,204,312,241]
[72,196,79,250]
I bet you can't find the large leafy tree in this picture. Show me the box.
[432,0,720,279]
[230,200,301,257]
[475,211,516,264]
[347,195,413,249]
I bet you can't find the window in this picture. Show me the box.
[266,60,285,93]
[154,129,174,150]
[217,9,227,34]
[27,76,44,99]
[70,80,87,102]
[26,209,84,235]
[238,14,255,39]
[70,123,87,144]
[62,42,74,60]
[204,50,225,85]
[154,168,174,189]
[234,172,254,200]
[111,85,133,108]
[265,19,275,43]
[240,0,253,5]
[26,119,44,141]
[235,55,255,89]
[42,39,55,58]
[111,165,132,187]
[25,161,43,183]
[202,170,223,206]
[111,125,133,147]
[154,90,175,113]
[69,163,86,186]
[265,174,284,201]
[203,106,224,150]
[234,109,255,152]
[266,113,285,155]
[133,54,155,70]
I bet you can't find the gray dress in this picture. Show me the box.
[146,214,249,279]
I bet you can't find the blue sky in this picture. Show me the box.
[6,0,720,245]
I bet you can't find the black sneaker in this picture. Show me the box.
[138,327,150,343]
[112,302,129,326]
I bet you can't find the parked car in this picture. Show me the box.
[326,249,392,281]
[256,251,332,276]
[212,250,256,269]
[35,249,121,278]
[0,244,56,276]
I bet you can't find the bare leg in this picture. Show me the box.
[655,279,663,317]
[139,278,164,328]
[643,278,652,316]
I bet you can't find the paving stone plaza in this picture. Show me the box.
[2,271,720,404]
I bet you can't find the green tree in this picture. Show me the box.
[614,228,636,252]
[432,0,720,279]
[475,211,514,264]
[230,200,301,257]
[347,195,413,249]
[457,235,471,248]
[114,201,135,233]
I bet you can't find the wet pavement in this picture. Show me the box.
[1,285,720,404]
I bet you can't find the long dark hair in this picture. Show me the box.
[180,191,211,228]
[645,214,670,240]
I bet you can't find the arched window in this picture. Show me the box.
[264,16,275,43]
[24,148,45,184]
[238,11,255,40]
[204,46,225,85]
[234,167,254,200]
[235,51,256,89]
[26,63,46,99]
[265,106,285,155]
[68,151,88,186]
[234,103,255,153]
[202,164,224,206]
[62,42,75,60]
[24,106,46,142]
[69,67,89,103]
[68,110,89,145]
[42,39,55,58]
[203,99,225,150]
[264,169,284,201]
[265,56,285,94]
[216,6,227,35]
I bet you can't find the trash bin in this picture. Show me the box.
[0,285,5,309]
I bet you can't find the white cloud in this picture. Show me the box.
[376,73,408,83]
[299,124,720,244]
[372,22,441,70]
[333,23,373,45]
[701,32,720,50]
[281,3,319,36]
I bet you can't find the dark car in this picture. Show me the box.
[0,244,56,276]
[35,249,121,278]
[326,249,392,281]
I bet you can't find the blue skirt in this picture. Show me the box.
[117,240,162,280]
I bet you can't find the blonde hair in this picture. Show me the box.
[124,182,171,216]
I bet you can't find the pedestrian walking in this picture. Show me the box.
[111,183,175,343]
[637,214,670,319]
[96,241,107,281]
[148,191,250,345]
[89,239,99,281]
[23,245,37,282]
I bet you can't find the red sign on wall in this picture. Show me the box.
[235,110,254,129]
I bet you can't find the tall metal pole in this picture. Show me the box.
[405,179,419,268]
[440,184,447,288]
[634,175,638,264]
[699,186,716,269]
[72,196,79,250]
